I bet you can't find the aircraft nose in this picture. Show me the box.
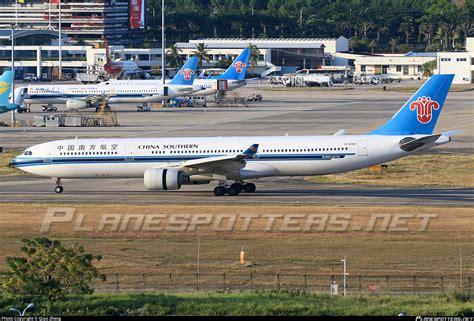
[10,155,25,168]
[10,156,19,168]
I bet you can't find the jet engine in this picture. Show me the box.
[66,99,89,110]
[144,168,185,190]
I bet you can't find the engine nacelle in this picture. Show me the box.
[66,99,88,110]
[144,168,184,190]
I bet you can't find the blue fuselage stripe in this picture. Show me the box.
[13,153,355,168]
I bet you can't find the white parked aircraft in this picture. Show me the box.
[16,57,200,111]
[12,75,456,196]
[102,48,251,96]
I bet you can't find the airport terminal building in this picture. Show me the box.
[0,36,350,78]
[0,0,131,44]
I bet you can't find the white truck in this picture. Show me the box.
[295,69,333,87]
[76,73,101,84]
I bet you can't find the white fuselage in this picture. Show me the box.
[22,82,200,105]
[101,78,246,96]
[12,134,446,181]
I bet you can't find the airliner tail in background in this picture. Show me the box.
[0,71,18,114]
[213,48,251,81]
[168,56,199,85]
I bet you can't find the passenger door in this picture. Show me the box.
[357,140,368,156]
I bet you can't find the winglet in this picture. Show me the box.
[242,144,259,157]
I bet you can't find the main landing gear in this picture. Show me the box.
[54,178,63,194]
[213,182,256,196]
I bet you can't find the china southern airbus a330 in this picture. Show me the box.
[12,74,456,196]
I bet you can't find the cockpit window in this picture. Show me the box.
[24,151,33,155]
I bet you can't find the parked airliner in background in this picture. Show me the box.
[0,71,18,114]
[103,41,150,79]
[12,75,456,196]
[15,57,200,111]
[103,48,251,96]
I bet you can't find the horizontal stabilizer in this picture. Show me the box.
[334,129,346,136]
[441,129,463,137]
[399,134,441,152]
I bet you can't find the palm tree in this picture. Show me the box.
[192,43,210,68]
[389,38,398,53]
[376,25,388,43]
[360,20,374,39]
[166,44,182,69]
[458,21,474,44]
[399,19,414,44]
[368,40,377,54]
[248,43,260,77]
[419,20,435,47]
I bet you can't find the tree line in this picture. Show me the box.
[143,0,474,53]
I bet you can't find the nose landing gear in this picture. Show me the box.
[54,178,63,194]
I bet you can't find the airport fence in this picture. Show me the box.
[90,272,473,295]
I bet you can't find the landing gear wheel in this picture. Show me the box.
[243,183,256,193]
[55,186,64,194]
[213,186,226,196]
[227,184,241,196]
[230,183,242,193]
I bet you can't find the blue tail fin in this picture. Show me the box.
[0,71,16,113]
[214,48,251,80]
[369,74,454,135]
[168,56,199,85]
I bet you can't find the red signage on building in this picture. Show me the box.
[51,0,60,4]
[130,0,145,29]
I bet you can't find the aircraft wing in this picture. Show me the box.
[176,86,197,93]
[81,91,117,104]
[156,144,259,176]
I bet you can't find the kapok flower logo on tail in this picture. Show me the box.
[409,96,440,124]
[233,61,246,74]
[181,68,194,81]
[0,82,10,94]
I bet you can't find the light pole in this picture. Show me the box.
[58,0,62,80]
[10,303,34,316]
[161,0,166,107]
[10,23,16,126]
